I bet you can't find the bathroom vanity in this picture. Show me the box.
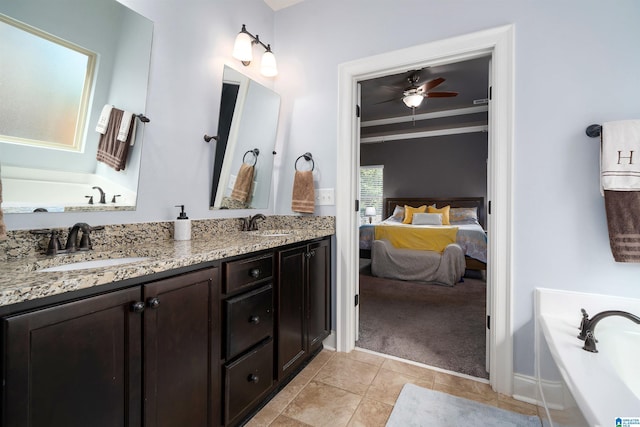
[0,220,333,427]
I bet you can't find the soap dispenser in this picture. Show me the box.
[174,205,191,241]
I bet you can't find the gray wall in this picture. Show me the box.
[360,132,488,211]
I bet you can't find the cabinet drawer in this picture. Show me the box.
[224,339,274,425]
[225,284,273,359]
[224,254,273,293]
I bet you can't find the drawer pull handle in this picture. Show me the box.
[147,297,160,309]
[249,268,261,278]
[249,315,260,324]
[247,374,260,383]
[131,301,145,313]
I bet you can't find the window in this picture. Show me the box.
[0,14,96,152]
[359,165,383,224]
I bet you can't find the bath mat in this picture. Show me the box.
[386,384,541,427]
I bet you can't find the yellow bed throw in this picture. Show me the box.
[374,225,458,252]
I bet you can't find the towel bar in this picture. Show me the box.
[135,114,150,123]
[295,152,314,171]
[586,124,601,138]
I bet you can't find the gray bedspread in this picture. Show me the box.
[371,239,466,286]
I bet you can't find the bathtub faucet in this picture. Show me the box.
[92,186,106,204]
[578,308,640,352]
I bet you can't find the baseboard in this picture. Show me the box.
[513,373,564,410]
[322,330,336,351]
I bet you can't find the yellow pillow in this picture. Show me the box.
[402,205,427,224]
[427,205,451,225]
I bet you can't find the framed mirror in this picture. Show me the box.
[0,0,153,213]
[210,66,281,210]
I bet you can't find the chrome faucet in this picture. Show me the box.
[248,214,266,231]
[578,308,640,352]
[92,186,106,204]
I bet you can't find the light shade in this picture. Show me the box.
[260,50,278,77]
[232,31,253,63]
[365,207,376,216]
[403,93,423,108]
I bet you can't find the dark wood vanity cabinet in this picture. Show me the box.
[1,235,332,427]
[221,253,275,426]
[1,267,219,427]
[276,238,331,381]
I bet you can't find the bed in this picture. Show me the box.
[360,197,487,272]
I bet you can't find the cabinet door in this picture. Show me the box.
[307,239,331,353]
[2,287,142,427]
[143,267,219,427]
[276,245,307,380]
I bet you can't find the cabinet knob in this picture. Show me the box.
[305,252,312,259]
[249,315,260,324]
[131,301,145,313]
[147,297,160,309]
[249,268,261,279]
[247,374,259,383]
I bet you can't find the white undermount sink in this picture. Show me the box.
[37,257,150,272]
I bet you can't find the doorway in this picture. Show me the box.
[335,25,514,395]
[356,55,490,378]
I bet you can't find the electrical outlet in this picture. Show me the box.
[316,188,335,205]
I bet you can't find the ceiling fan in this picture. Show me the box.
[400,72,458,109]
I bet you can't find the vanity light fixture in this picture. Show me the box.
[232,24,278,77]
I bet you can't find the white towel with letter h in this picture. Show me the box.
[601,120,640,194]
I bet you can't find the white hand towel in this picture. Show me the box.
[601,120,640,193]
[95,104,113,134]
[117,111,134,142]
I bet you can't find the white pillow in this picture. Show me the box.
[412,213,443,225]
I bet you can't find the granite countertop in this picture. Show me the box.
[0,229,333,308]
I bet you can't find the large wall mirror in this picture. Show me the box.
[0,0,153,213]
[210,66,280,210]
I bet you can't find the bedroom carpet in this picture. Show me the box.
[386,384,541,427]
[357,264,488,379]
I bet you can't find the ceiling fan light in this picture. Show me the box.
[232,31,253,63]
[403,93,423,108]
[260,49,278,77]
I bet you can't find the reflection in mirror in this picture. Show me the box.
[210,66,281,210]
[0,0,153,213]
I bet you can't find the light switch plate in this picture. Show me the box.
[316,188,335,205]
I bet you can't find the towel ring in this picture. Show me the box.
[295,152,314,171]
[243,148,259,166]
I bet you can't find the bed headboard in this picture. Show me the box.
[383,197,486,228]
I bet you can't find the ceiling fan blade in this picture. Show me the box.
[424,77,445,91]
[425,91,458,98]
[374,97,401,104]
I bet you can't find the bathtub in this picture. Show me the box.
[1,166,136,213]
[536,288,640,427]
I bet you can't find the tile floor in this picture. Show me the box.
[245,349,540,427]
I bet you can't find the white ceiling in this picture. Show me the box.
[264,0,304,11]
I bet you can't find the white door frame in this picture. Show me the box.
[335,24,515,395]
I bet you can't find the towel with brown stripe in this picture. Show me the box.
[601,120,640,262]
[291,170,315,214]
[96,108,135,171]
[230,163,254,203]
[604,190,640,262]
